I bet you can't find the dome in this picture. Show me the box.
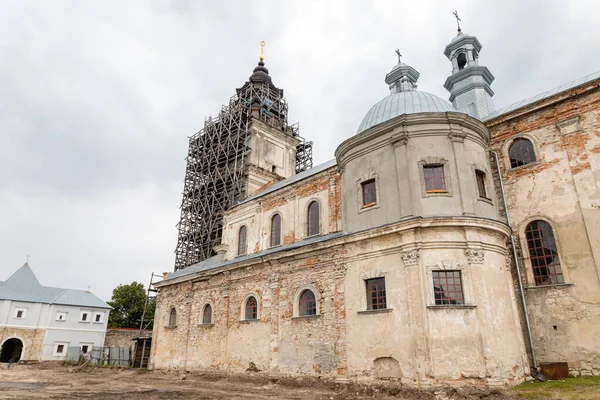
[357,91,455,133]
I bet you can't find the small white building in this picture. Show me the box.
[0,263,110,362]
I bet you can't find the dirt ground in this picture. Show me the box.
[0,363,521,400]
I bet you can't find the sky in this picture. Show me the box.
[1,0,599,302]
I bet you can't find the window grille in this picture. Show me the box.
[509,138,536,168]
[238,225,247,256]
[433,271,464,305]
[525,220,564,285]
[307,201,320,236]
[361,179,377,206]
[299,290,317,316]
[245,297,258,320]
[366,278,387,310]
[270,214,281,247]
[202,304,212,324]
[423,165,446,192]
[476,170,488,198]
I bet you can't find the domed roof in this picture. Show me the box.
[357,91,455,133]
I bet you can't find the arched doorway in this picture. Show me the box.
[0,338,23,363]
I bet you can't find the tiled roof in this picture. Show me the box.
[0,264,110,309]
[483,70,600,121]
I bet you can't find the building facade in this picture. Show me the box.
[151,27,600,385]
[0,263,110,362]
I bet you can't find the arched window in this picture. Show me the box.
[509,138,537,168]
[307,201,320,237]
[168,308,177,327]
[299,289,317,316]
[245,296,258,320]
[238,225,247,256]
[525,220,564,286]
[457,52,467,70]
[202,304,212,324]
[270,214,281,247]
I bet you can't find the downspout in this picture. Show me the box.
[491,150,538,371]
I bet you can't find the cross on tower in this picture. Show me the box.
[395,49,402,63]
[453,10,462,32]
[259,41,265,61]
[25,254,31,263]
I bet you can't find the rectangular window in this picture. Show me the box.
[56,312,67,321]
[366,277,387,310]
[433,271,465,305]
[80,312,89,322]
[93,313,103,323]
[81,345,89,354]
[16,310,24,319]
[361,179,377,206]
[423,165,446,192]
[476,170,488,199]
[54,344,66,355]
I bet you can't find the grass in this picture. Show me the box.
[513,376,600,399]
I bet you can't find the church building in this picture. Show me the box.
[150,24,600,386]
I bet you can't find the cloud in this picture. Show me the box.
[1,0,598,300]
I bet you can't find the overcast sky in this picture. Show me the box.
[1,0,598,301]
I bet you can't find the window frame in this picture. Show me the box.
[237,225,247,256]
[522,218,565,287]
[306,200,321,237]
[14,308,26,320]
[53,342,68,357]
[365,277,387,311]
[361,179,377,207]
[201,303,213,325]
[475,169,489,199]
[432,270,465,305]
[56,312,67,322]
[168,307,177,327]
[270,213,282,248]
[93,312,104,324]
[423,164,447,193]
[79,311,90,323]
[502,134,541,171]
[356,173,380,213]
[426,261,475,309]
[418,157,453,198]
[292,284,321,318]
[508,138,537,169]
[243,295,259,321]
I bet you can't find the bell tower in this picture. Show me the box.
[443,12,495,119]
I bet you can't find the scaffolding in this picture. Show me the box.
[174,62,313,270]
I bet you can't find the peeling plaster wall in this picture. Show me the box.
[488,79,600,375]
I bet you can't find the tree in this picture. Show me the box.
[107,281,155,329]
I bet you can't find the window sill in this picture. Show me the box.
[304,233,321,240]
[93,321,104,324]
[423,191,453,198]
[358,308,393,315]
[477,197,494,205]
[79,321,90,323]
[56,320,66,322]
[509,160,541,172]
[427,304,477,310]
[292,314,321,320]
[239,319,260,323]
[358,202,380,214]
[197,323,214,327]
[164,325,177,329]
[526,283,574,290]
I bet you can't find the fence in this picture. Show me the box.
[65,346,130,366]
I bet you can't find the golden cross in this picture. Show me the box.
[259,41,265,61]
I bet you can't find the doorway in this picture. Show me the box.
[0,338,24,363]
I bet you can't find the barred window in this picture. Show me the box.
[366,278,387,310]
[509,138,536,168]
[270,214,281,247]
[525,220,564,286]
[433,271,464,305]
[361,179,377,206]
[169,308,177,326]
[475,170,488,199]
[245,296,258,320]
[202,304,212,324]
[238,225,247,256]
[424,165,446,192]
[299,289,317,316]
[307,201,320,236]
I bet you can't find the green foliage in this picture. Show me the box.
[107,281,155,329]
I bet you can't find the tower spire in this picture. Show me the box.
[453,10,462,33]
[385,51,419,93]
[259,40,265,61]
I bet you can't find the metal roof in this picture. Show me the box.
[234,159,337,208]
[357,91,456,133]
[0,264,110,309]
[483,70,600,121]
[166,231,346,282]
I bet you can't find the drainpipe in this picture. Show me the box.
[491,150,538,371]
